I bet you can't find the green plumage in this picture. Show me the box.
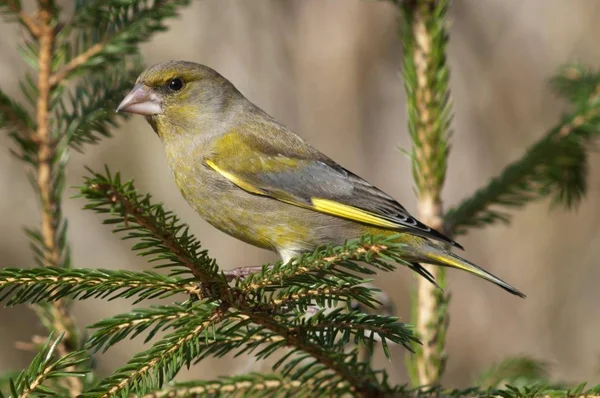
[117,60,525,298]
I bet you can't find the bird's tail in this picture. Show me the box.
[420,246,525,298]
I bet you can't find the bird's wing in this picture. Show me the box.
[205,130,461,248]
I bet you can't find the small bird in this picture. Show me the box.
[117,61,524,298]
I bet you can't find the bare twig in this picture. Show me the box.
[48,42,104,88]
[3,0,41,37]
[32,1,83,395]
[35,1,57,268]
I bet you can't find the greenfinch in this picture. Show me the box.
[117,60,524,298]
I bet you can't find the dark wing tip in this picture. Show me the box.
[448,238,464,251]
[415,219,464,250]
[500,283,527,298]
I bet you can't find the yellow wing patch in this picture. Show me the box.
[205,159,264,195]
[310,198,399,228]
[206,159,401,229]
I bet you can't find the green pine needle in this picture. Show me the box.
[148,373,315,398]
[2,333,89,398]
[53,57,144,151]
[446,65,600,236]
[50,0,191,86]
[86,301,218,353]
[0,267,194,306]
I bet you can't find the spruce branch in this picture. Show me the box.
[238,236,405,295]
[7,1,88,395]
[0,89,35,135]
[35,0,59,270]
[3,333,88,398]
[550,65,600,106]
[86,301,218,354]
[0,267,197,306]
[49,0,190,88]
[445,66,600,236]
[80,168,221,284]
[294,308,416,354]
[142,374,310,398]
[80,168,409,397]
[82,308,227,398]
[0,0,41,38]
[266,283,377,314]
[4,0,191,392]
[383,383,600,398]
[400,0,452,386]
[54,57,144,151]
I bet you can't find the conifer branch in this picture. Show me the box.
[142,374,309,398]
[4,333,88,398]
[400,0,452,386]
[445,66,600,236]
[86,302,217,353]
[49,0,190,88]
[35,0,58,269]
[54,58,144,151]
[293,308,416,353]
[82,308,227,398]
[0,1,41,38]
[266,284,375,313]
[79,169,410,397]
[18,2,85,395]
[4,0,193,391]
[81,169,220,285]
[384,383,600,398]
[238,238,402,294]
[0,267,197,306]
[0,90,35,136]
[49,43,105,88]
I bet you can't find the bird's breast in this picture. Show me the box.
[161,138,378,257]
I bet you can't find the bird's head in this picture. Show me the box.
[117,61,241,136]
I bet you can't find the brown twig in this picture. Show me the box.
[36,2,57,268]
[31,2,83,396]
[3,0,41,37]
[48,42,105,87]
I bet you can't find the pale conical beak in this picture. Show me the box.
[116,84,163,115]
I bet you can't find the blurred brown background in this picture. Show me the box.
[1,0,600,388]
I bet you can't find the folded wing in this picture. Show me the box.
[205,130,461,249]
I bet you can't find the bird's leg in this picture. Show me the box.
[224,265,266,281]
[224,252,294,281]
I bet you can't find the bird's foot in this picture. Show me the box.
[224,265,265,281]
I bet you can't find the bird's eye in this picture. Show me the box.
[168,78,184,91]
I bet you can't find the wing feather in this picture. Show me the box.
[206,130,461,249]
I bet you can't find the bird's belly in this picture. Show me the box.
[171,165,364,255]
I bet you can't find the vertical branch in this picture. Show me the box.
[36,0,58,268]
[29,1,83,395]
[399,0,452,386]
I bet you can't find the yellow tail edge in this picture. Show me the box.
[426,250,526,298]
